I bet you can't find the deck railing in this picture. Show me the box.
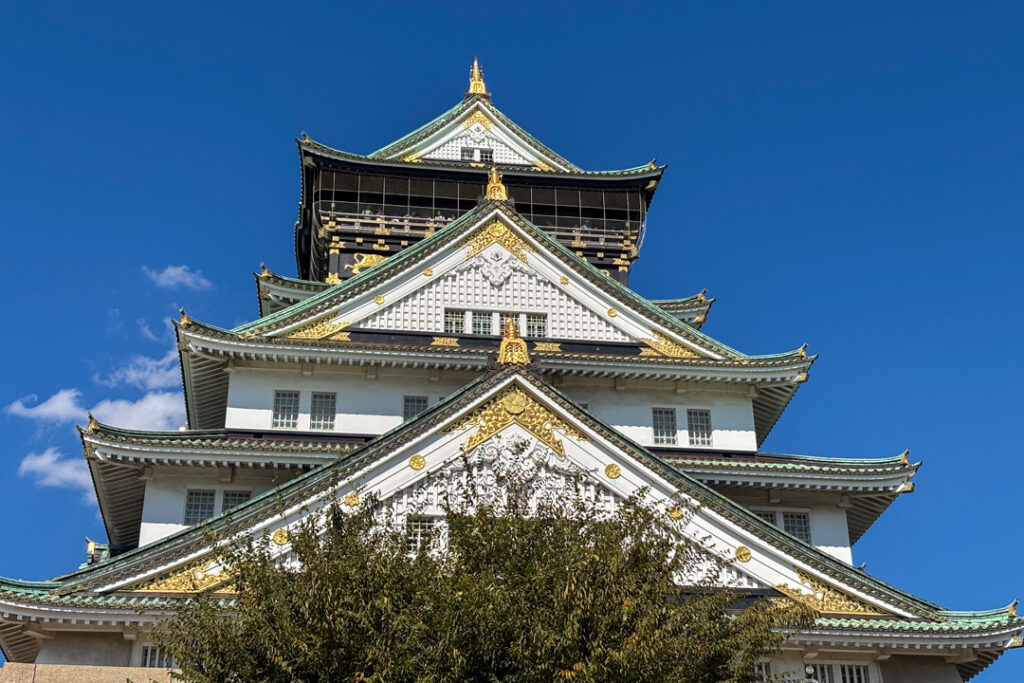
[315,208,640,245]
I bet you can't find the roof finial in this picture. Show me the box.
[485,164,508,201]
[87,412,99,433]
[179,308,191,328]
[468,57,487,95]
[498,314,530,365]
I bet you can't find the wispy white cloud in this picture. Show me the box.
[7,387,184,431]
[91,391,184,431]
[6,388,86,422]
[18,447,96,504]
[94,349,181,390]
[142,264,212,291]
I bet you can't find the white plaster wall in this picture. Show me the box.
[139,471,296,546]
[224,367,759,451]
[561,382,758,451]
[879,655,963,682]
[35,632,132,666]
[225,367,469,434]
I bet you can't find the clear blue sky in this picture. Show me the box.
[1,1,1021,677]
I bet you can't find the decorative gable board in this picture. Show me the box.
[393,103,569,171]
[100,374,910,622]
[360,244,630,342]
[422,122,532,166]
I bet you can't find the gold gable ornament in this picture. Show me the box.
[289,318,352,340]
[442,385,587,457]
[773,569,887,616]
[131,560,232,594]
[344,253,388,275]
[498,314,530,365]
[459,221,533,262]
[485,164,508,201]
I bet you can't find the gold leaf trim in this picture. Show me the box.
[131,560,232,594]
[461,110,493,130]
[272,528,289,546]
[533,342,561,352]
[289,319,352,339]
[458,221,533,262]
[409,454,426,470]
[735,546,752,563]
[441,385,587,457]
[343,492,360,507]
[773,569,888,616]
[344,253,388,275]
[640,330,702,359]
[604,463,621,479]
[431,336,459,347]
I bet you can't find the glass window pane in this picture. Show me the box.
[525,313,547,338]
[405,516,437,553]
[404,395,428,421]
[472,311,493,335]
[310,391,336,430]
[272,390,300,428]
[444,309,465,334]
[184,489,216,525]
[686,409,713,446]
[782,512,812,544]
[652,408,677,445]
[222,490,252,512]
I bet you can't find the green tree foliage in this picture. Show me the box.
[154,441,811,682]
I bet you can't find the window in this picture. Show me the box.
[755,510,813,544]
[184,489,216,525]
[272,390,300,429]
[141,645,174,668]
[479,149,494,163]
[808,664,835,683]
[686,408,713,446]
[460,147,493,163]
[222,490,252,512]
[652,408,677,445]
[840,665,870,683]
[753,662,772,682]
[525,313,547,337]
[754,510,777,525]
[444,309,466,334]
[782,511,812,544]
[471,310,493,335]
[310,391,336,430]
[404,395,429,420]
[406,516,438,552]
[460,147,475,161]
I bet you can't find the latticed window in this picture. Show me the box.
[808,664,835,683]
[272,390,300,428]
[479,149,494,163]
[472,310,493,335]
[753,662,772,682]
[754,509,778,526]
[310,391,336,430]
[460,147,475,161]
[652,408,677,445]
[404,395,428,420]
[184,490,216,525]
[525,313,547,337]
[686,408,713,446]
[840,664,870,683]
[405,516,437,552]
[222,490,252,512]
[141,645,174,668]
[444,309,465,334]
[782,512,812,544]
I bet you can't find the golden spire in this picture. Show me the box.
[485,164,508,201]
[468,57,487,95]
[498,314,530,365]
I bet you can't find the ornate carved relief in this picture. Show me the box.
[441,385,587,457]
[774,568,887,616]
[288,318,352,339]
[455,248,530,288]
[459,221,534,262]
[130,559,231,593]
[640,330,703,359]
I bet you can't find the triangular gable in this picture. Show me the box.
[73,368,931,622]
[370,98,579,173]
[246,203,749,361]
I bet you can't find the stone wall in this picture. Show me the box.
[0,662,173,683]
